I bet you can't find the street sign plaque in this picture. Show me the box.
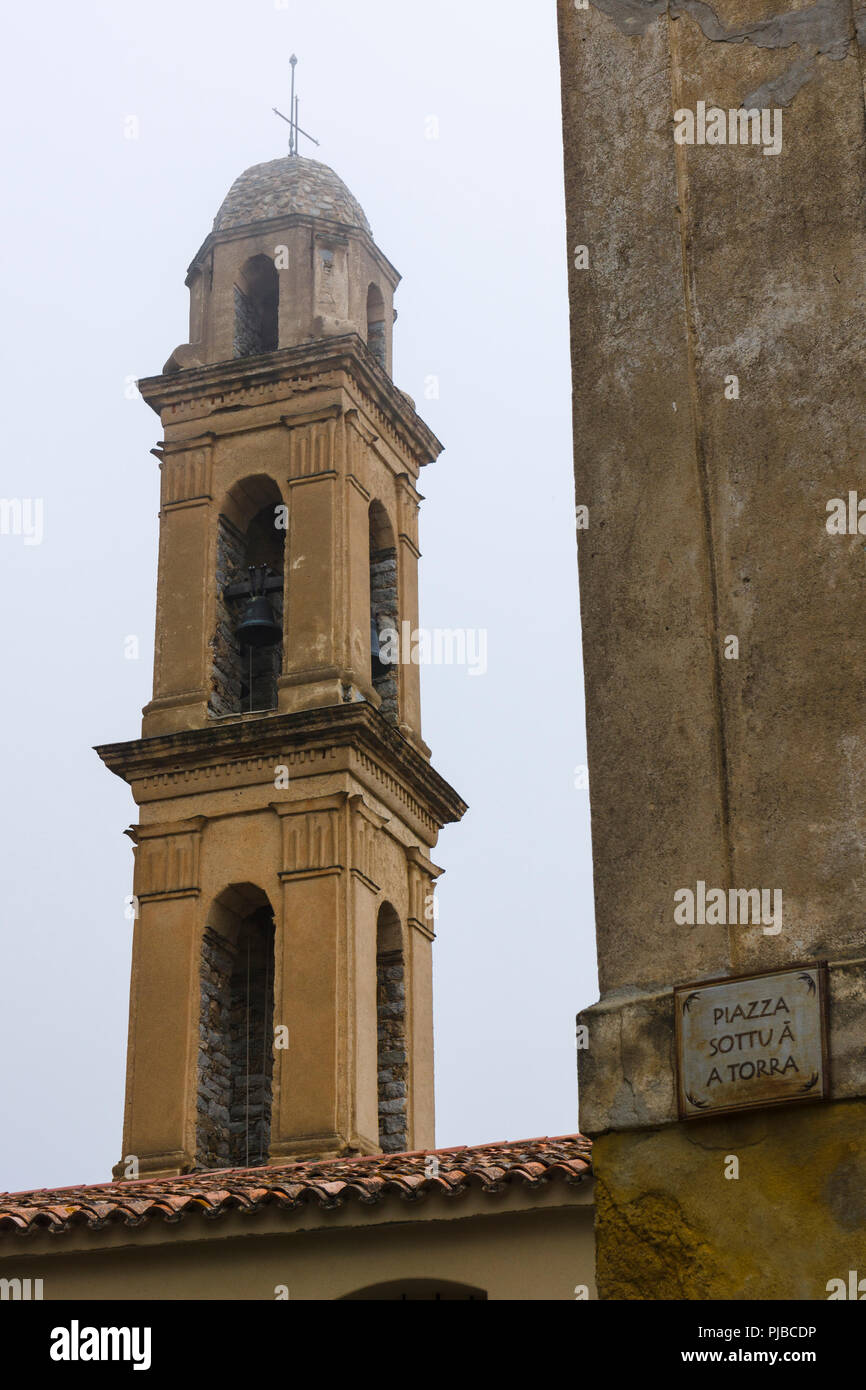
[675,963,829,1119]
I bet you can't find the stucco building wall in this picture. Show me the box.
[0,1187,596,1302]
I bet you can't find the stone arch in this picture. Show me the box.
[366,282,386,370]
[376,901,407,1152]
[211,475,286,717]
[197,883,276,1170]
[233,254,279,358]
[369,500,398,722]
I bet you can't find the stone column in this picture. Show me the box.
[119,897,201,1177]
[271,799,347,1158]
[142,444,214,736]
[281,428,343,712]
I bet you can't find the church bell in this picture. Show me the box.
[371,614,388,679]
[237,594,282,649]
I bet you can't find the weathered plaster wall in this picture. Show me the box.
[558,0,866,1297]
[560,0,866,996]
[594,1098,866,1299]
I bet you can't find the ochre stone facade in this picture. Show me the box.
[96,157,466,1179]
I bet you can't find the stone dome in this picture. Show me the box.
[213,156,372,237]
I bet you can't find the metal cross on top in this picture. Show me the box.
[273,54,320,157]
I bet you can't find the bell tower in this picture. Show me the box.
[97,154,466,1178]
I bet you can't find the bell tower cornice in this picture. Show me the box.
[96,703,467,842]
[138,334,443,477]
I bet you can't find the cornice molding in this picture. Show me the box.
[137,336,443,473]
[95,704,467,833]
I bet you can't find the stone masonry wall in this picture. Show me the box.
[228,917,275,1168]
[371,546,398,723]
[196,916,275,1170]
[377,947,408,1152]
[196,928,234,1169]
[233,285,263,359]
[368,319,386,371]
[210,515,246,718]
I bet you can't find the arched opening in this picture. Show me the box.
[210,476,285,717]
[341,1280,487,1301]
[376,902,407,1153]
[197,884,276,1170]
[233,255,279,358]
[369,500,398,723]
[366,283,386,370]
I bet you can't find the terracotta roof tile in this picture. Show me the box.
[0,1134,591,1239]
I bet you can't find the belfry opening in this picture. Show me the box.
[197,885,276,1170]
[366,283,386,370]
[376,902,408,1153]
[211,475,285,717]
[369,500,398,722]
[233,254,279,358]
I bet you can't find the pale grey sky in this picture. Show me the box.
[0,0,596,1191]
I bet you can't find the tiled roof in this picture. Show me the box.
[0,1135,591,1238]
[214,156,372,236]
